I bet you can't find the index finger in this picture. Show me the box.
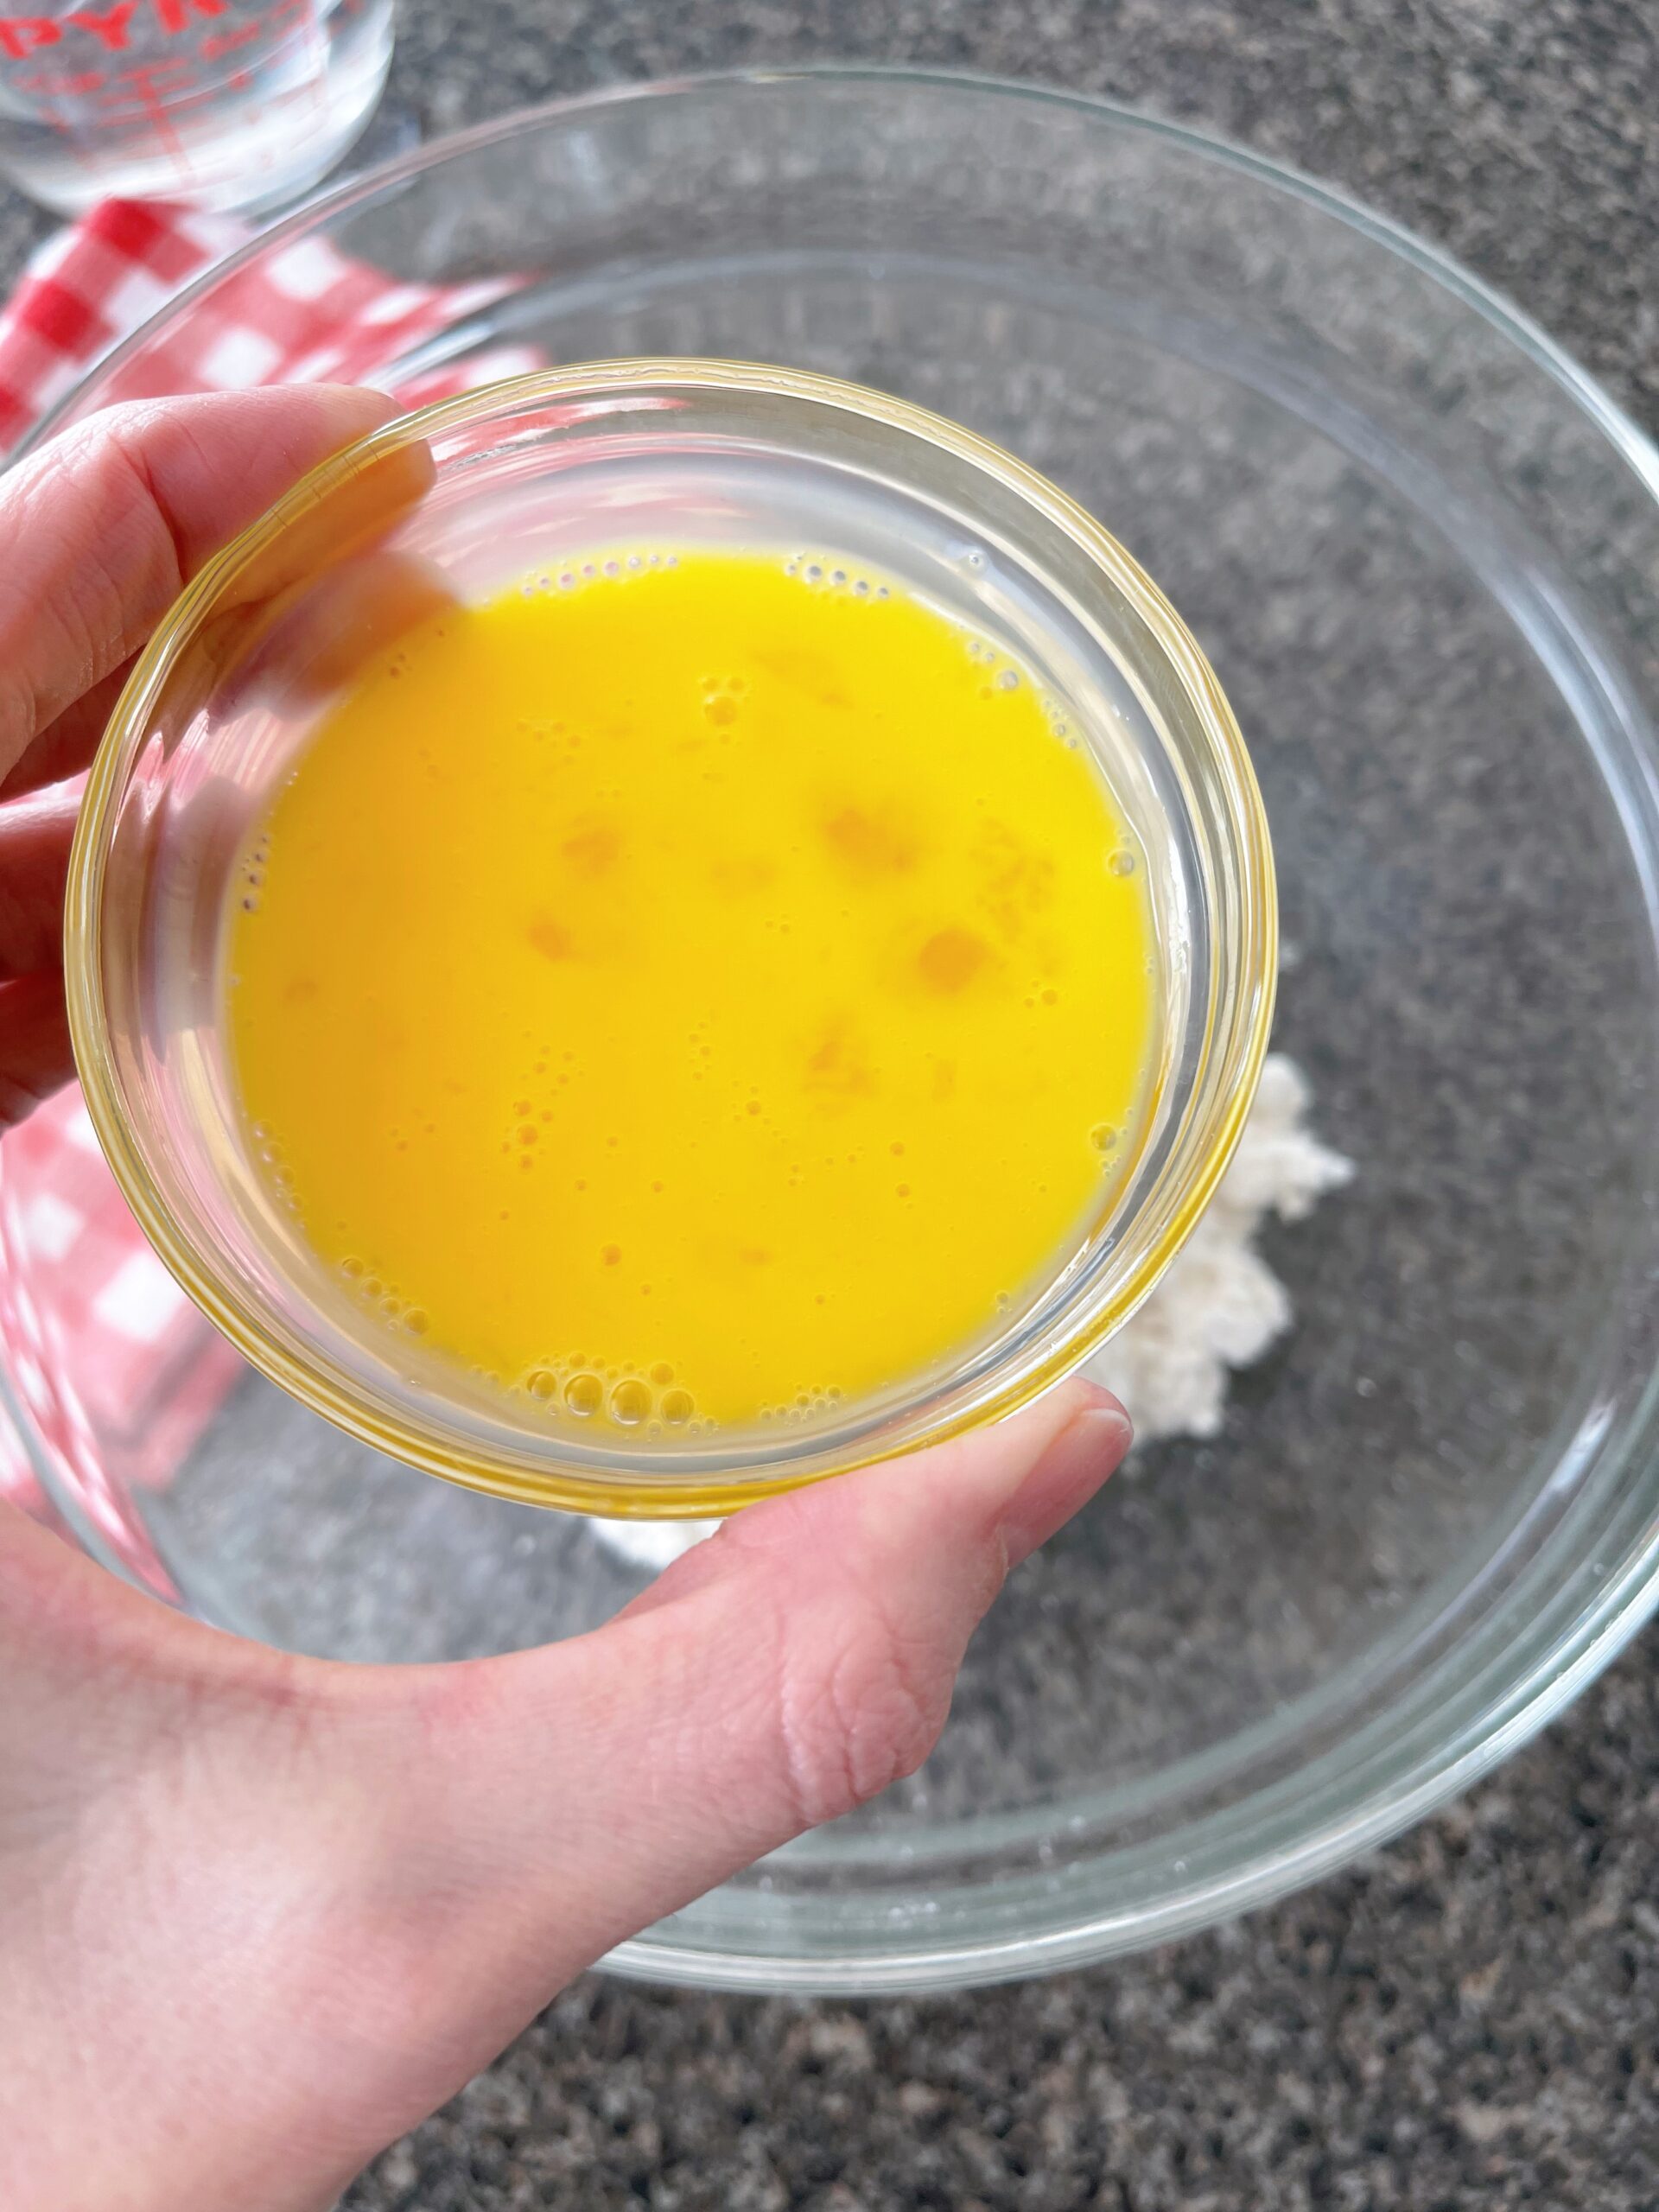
[0,385,402,791]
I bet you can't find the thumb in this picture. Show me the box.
[345,1382,1128,2091]
[493,1378,1131,1911]
[0,1381,1128,2211]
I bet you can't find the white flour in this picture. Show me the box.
[1083,1053,1351,1440]
[588,1052,1351,1572]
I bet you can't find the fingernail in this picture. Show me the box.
[997,1401,1133,1569]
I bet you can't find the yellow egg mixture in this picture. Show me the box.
[227,550,1157,1433]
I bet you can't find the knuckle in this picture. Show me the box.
[776,1599,948,1828]
[3,422,167,728]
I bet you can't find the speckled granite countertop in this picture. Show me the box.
[4,3,1657,2206]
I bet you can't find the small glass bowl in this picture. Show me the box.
[65,361,1274,1517]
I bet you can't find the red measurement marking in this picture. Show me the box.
[113,53,188,81]
[153,0,227,28]
[65,3,142,53]
[0,0,229,57]
[103,57,190,169]
[13,67,108,92]
[197,21,264,58]
[0,17,60,58]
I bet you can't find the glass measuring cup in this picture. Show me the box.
[0,0,393,213]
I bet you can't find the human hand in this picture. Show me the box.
[0,392,1132,2212]
[0,385,413,1124]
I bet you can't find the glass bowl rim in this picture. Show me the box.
[20,58,1659,520]
[65,357,1275,1516]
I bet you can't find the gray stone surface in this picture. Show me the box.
[3,3,1658,2207]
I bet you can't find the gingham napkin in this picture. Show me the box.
[0,199,537,1518]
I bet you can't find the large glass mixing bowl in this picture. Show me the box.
[9,70,1659,1990]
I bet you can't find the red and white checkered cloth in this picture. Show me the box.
[0,198,539,1521]
[0,194,540,447]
